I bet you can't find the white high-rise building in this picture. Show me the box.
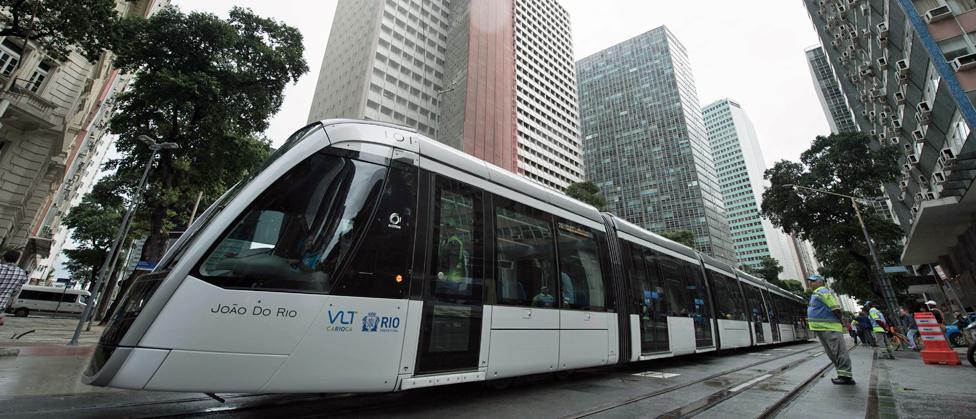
[511,0,583,189]
[702,99,801,280]
[307,0,449,138]
[308,0,582,191]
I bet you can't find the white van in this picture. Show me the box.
[8,285,91,317]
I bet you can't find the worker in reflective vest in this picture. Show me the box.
[806,275,855,385]
[866,301,895,360]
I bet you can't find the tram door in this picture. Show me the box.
[763,289,780,342]
[683,264,714,348]
[416,177,485,374]
[628,245,669,353]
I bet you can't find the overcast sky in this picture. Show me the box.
[172,0,829,168]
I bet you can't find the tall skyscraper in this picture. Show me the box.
[803,0,976,308]
[805,46,857,133]
[577,26,735,263]
[309,0,583,190]
[702,99,801,279]
[307,0,449,139]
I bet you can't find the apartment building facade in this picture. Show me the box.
[0,0,166,275]
[803,0,976,309]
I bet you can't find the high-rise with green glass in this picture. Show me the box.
[577,26,735,263]
[702,99,801,278]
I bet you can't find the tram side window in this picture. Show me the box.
[195,153,388,293]
[555,220,605,311]
[495,199,556,308]
[708,272,746,321]
[429,177,484,301]
[656,256,691,317]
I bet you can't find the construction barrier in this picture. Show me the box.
[914,312,961,365]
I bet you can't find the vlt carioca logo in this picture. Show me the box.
[362,311,401,333]
[326,310,356,332]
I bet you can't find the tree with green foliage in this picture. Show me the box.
[661,230,696,248]
[779,279,811,300]
[0,0,121,60]
[761,132,905,302]
[62,180,126,288]
[565,181,607,210]
[101,6,308,262]
[742,256,784,284]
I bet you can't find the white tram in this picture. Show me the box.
[84,120,810,393]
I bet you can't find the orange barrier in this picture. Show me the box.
[914,312,961,365]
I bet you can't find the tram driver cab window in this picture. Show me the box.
[195,151,412,299]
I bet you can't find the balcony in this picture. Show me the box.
[0,75,61,131]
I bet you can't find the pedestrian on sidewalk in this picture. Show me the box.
[925,301,945,326]
[806,274,855,385]
[0,250,30,326]
[866,301,895,360]
[898,306,918,351]
[855,309,876,347]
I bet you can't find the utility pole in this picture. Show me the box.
[782,184,900,315]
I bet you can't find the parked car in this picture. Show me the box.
[5,285,90,317]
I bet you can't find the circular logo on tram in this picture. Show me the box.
[388,212,402,229]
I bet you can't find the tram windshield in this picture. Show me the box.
[195,151,388,293]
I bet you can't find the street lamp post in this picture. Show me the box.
[782,184,900,315]
[68,135,178,346]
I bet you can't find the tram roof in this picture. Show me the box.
[319,119,604,224]
[608,215,700,261]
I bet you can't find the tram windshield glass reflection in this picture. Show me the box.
[196,153,387,292]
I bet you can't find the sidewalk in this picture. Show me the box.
[1,317,104,346]
[780,340,976,418]
[1,317,114,398]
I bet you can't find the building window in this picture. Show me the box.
[26,62,50,93]
[0,39,22,77]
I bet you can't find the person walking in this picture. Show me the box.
[806,274,854,385]
[899,306,919,351]
[867,301,895,359]
[925,301,945,326]
[0,250,30,326]
[855,309,876,347]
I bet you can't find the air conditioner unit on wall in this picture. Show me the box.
[912,129,925,143]
[900,180,909,190]
[951,52,976,71]
[925,191,937,200]
[891,118,902,130]
[894,91,906,104]
[908,153,919,164]
[877,23,889,37]
[941,147,957,161]
[934,170,947,183]
[924,5,953,24]
[895,59,909,75]
[877,57,888,70]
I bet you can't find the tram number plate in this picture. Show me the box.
[633,371,680,379]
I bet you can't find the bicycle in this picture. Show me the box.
[888,327,915,351]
